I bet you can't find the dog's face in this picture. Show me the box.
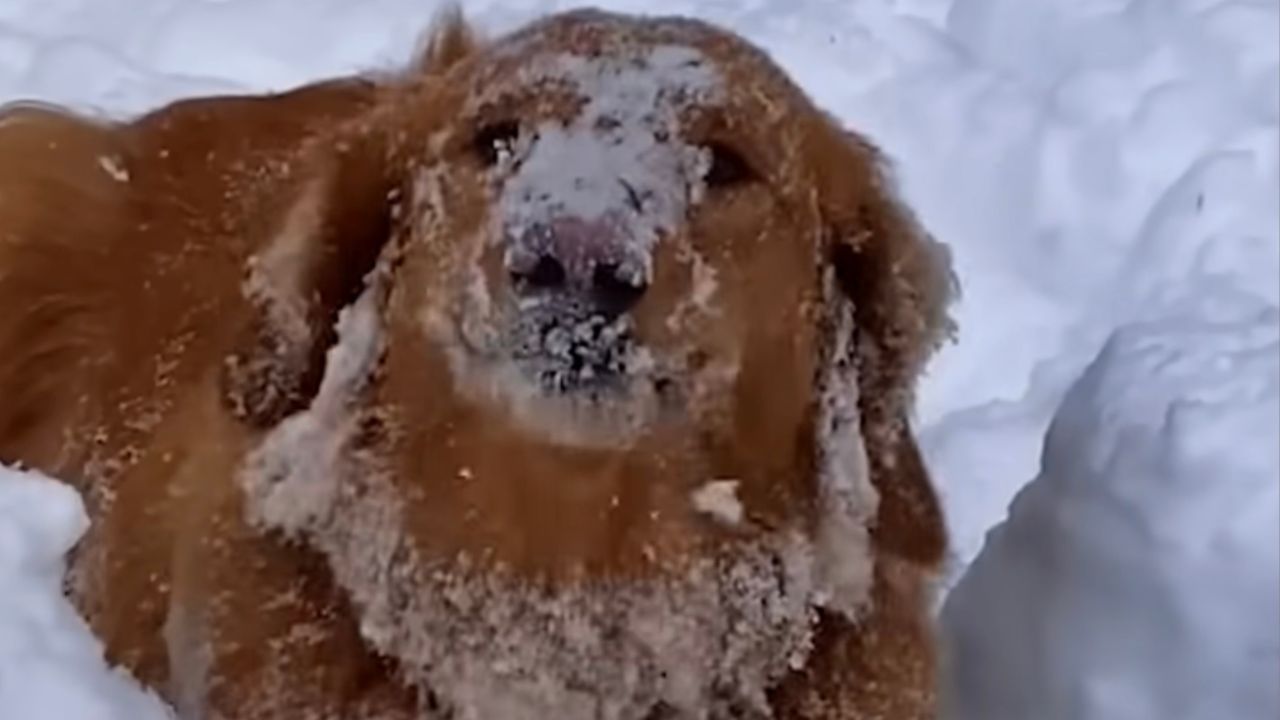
[400,12,837,448]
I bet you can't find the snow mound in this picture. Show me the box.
[892,0,1280,585]
[0,466,172,720]
[939,294,1280,720]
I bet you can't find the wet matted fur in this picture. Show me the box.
[0,7,955,719]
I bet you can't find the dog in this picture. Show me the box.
[0,8,955,719]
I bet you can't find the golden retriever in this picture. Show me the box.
[0,8,955,719]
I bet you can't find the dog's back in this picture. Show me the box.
[0,79,376,476]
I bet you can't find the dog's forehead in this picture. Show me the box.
[483,44,721,122]
[464,10,793,118]
[495,9,747,69]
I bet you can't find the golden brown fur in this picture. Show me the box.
[0,8,954,719]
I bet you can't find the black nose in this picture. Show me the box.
[510,254,647,316]
[513,254,568,290]
[507,215,650,316]
[590,262,647,316]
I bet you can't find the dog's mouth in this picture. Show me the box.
[503,299,682,406]
[427,262,710,450]
[510,304,635,393]
[428,271,733,449]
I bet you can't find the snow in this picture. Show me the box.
[492,42,720,263]
[0,467,172,720]
[690,479,745,526]
[240,270,389,538]
[941,297,1279,720]
[0,0,1275,718]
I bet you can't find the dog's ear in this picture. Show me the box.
[411,3,481,77]
[814,121,956,567]
[221,123,401,428]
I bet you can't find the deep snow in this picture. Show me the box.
[0,467,173,720]
[0,0,1275,718]
[942,296,1279,720]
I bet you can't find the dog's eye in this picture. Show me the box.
[703,142,754,188]
[472,121,521,166]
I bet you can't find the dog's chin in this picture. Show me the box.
[511,321,636,393]
[494,356,672,450]
[434,328,669,451]
[516,357,634,402]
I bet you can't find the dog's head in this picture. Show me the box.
[391,11,952,452]
[383,13,802,448]
[232,8,954,566]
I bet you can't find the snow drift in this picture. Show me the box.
[941,292,1279,720]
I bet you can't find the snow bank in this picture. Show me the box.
[934,5,1279,714]
[892,0,1280,583]
[940,293,1279,720]
[0,466,172,720]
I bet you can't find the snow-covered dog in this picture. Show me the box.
[0,8,954,719]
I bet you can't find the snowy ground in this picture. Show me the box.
[0,0,1275,719]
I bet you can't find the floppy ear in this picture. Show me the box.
[815,123,956,568]
[220,124,401,428]
[410,3,481,77]
[222,8,482,427]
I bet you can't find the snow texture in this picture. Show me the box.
[239,257,391,538]
[251,467,826,719]
[240,290,833,719]
[690,479,744,526]
[0,467,172,720]
[490,44,719,276]
[942,296,1280,720]
[0,0,1276,718]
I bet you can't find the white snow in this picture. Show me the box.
[492,44,720,269]
[941,296,1279,720]
[0,467,172,720]
[690,479,745,526]
[0,0,1275,718]
[95,154,129,183]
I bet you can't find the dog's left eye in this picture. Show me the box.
[472,121,521,166]
[703,142,755,188]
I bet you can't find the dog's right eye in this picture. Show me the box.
[472,121,521,166]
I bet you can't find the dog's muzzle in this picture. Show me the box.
[503,214,648,394]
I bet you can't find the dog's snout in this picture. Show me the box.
[590,261,646,316]
[515,254,569,290]
[507,217,648,315]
